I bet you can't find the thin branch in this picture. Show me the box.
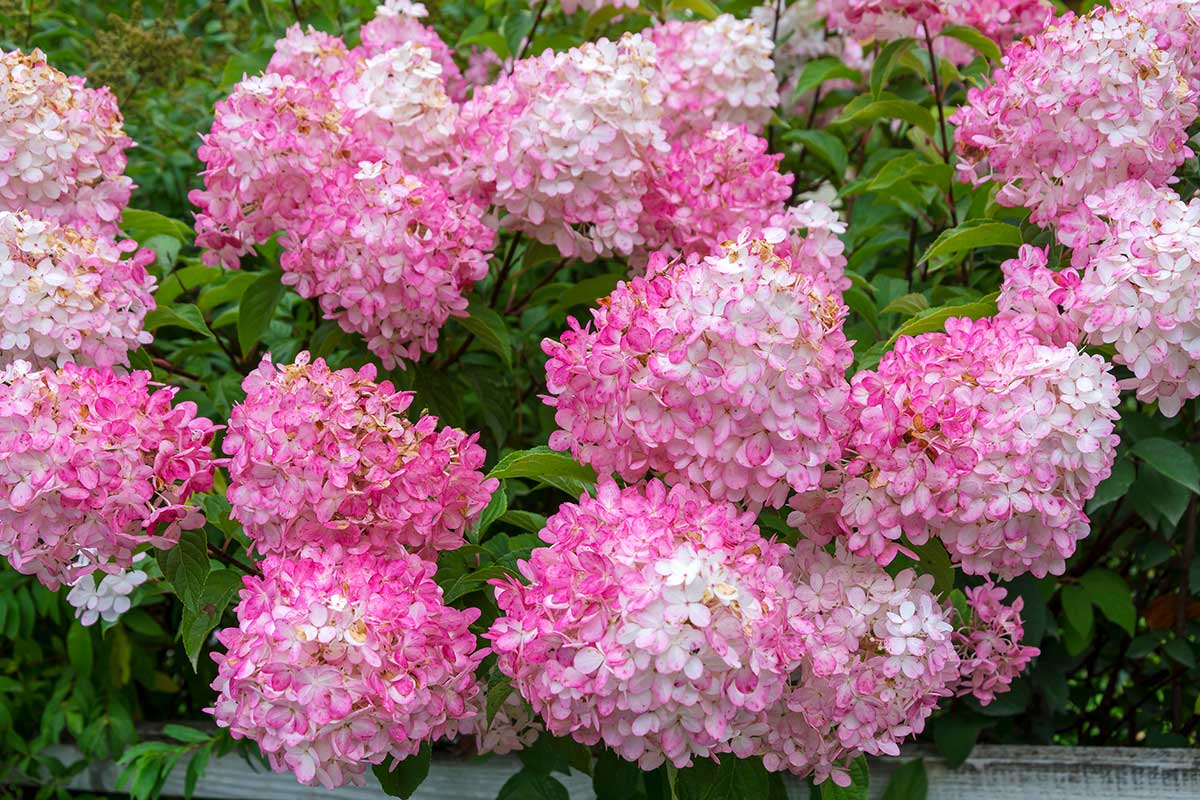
[507,258,569,315]
[489,233,524,306]
[515,0,548,64]
[921,22,961,244]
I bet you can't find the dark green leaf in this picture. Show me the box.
[886,293,998,346]
[834,93,936,136]
[676,757,771,800]
[549,273,624,318]
[157,528,209,612]
[1133,437,1200,494]
[1088,460,1133,511]
[180,569,243,671]
[439,564,516,603]
[1061,584,1094,647]
[933,713,987,767]
[881,293,930,316]
[66,624,92,674]
[457,298,513,369]
[786,130,849,180]
[819,756,869,800]
[498,770,569,800]
[162,724,211,745]
[1164,638,1195,668]
[472,487,509,543]
[488,447,597,490]
[486,675,515,726]
[373,743,431,799]
[910,538,955,595]
[881,758,927,800]
[236,268,285,358]
[593,748,642,800]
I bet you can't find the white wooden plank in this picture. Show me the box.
[46,744,1200,800]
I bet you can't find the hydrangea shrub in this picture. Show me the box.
[0,1,1197,799]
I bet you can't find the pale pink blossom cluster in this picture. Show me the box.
[65,554,149,627]
[942,0,1055,50]
[953,581,1039,705]
[359,1,468,102]
[819,0,942,42]
[952,6,1197,226]
[1117,0,1200,93]
[820,0,1052,53]
[646,15,779,135]
[488,480,808,769]
[636,124,792,264]
[457,34,667,259]
[791,316,1120,579]
[994,245,1082,349]
[0,361,216,590]
[191,14,493,365]
[223,352,497,559]
[209,546,483,788]
[543,229,853,508]
[762,542,958,786]
[457,686,543,755]
[0,49,134,237]
[0,211,155,368]
[280,161,494,368]
[559,0,639,15]
[1057,181,1200,417]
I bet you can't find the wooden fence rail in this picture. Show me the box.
[40,744,1200,800]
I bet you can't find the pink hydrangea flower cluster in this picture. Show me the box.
[953,581,1039,705]
[646,15,779,135]
[943,0,1054,48]
[951,5,1197,226]
[223,352,498,559]
[457,34,667,259]
[488,480,807,769]
[762,542,958,786]
[358,1,467,102]
[1118,0,1200,93]
[636,124,792,264]
[819,0,943,41]
[1057,181,1200,417]
[191,16,491,365]
[209,546,483,788]
[559,0,639,14]
[994,244,1082,348]
[0,49,134,236]
[0,211,155,368]
[280,161,494,368]
[0,361,216,590]
[791,316,1120,579]
[543,228,853,508]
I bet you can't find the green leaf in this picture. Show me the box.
[549,273,623,318]
[144,304,215,340]
[501,510,549,533]
[180,569,243,671]
[1088,460,1134,511]
[162,724,212,745]
[938,24,1003,63]
[120,208,192,243]
[66,624,93,674]
[792,57,862,98]
[871,37,916,98]
[670,0,720,20]
[676,757,771,800]
[237,268,285,358]
[911,538,955,596]
[819,756,869,800]
[498,770,569,800]
[457,298,513,369]
[886,293,999,346]
[373,743,431,799]
[920,220,1022,264]
[157,529,209,612]
[219,50,271,89]
[459,31,510,60]
[881,759,927,800]
[583,6,631,38]
[881,293,931,317]
[472,488,509,543]
[785,130,849,180]
[1133,437,1200,494]
[593,748,642,800]
[487,446,597,491]
[439,564,516,603]
[486,676,515,726]
[933,713,987,767]
[1061,584,1094,644]
[1164,638,1195,668]
[834,93,936,136]
[1079,568,1136,636]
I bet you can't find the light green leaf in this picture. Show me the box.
[834,93,936,136]
[549,273,623,318]
[488,446,597,488]
[144,304,215,340]
[1061,584,1094,643]
[471,488,509,543]
[1080,568,1136,636]
[886,293,999,346]
[792,57,862,98]
[120,208,192,243]
[920,220,1022,264]
[670,0,720,20]
[459,31,510,60]
[871,37,917,98]
[939,24,1003,63]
